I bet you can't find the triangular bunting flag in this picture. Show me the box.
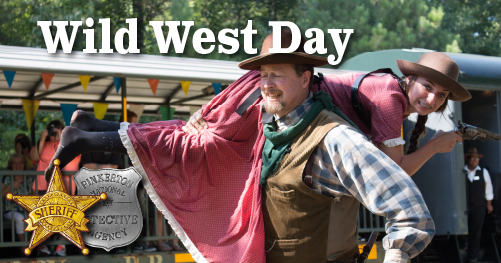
[212,83,222,95]
[147,79,159,96]
[60,104,78,126]
[21,99,40,130]
[113,77,122,93]
[180,81,191,96]
[160,106,175,120]
[129,104,145,122]
[189,106,201,116]
[41,73,55,91]
[79,75,91,92]
[3,71,16,88]
[93,102,108,120]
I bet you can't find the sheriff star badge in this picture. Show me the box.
[6,159,107,255]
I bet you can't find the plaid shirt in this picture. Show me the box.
[268,93,435,263]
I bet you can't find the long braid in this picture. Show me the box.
[406,115,428,154]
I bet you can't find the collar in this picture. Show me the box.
[260,92,314,128]
[464,165,481,173]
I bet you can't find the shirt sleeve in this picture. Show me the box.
[483,168,494,201]
[316,124,435,262]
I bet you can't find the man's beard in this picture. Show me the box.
[262,90,285,115]
[264,100,285,115]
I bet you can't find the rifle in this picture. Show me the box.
[357,231,378,263]
[454,120,501,141]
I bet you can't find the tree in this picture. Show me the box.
[431,0,501,56]
[295,0,462,64]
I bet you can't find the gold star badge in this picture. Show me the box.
[7,159,107,255]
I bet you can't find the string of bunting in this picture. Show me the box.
[2,70,223,96]
[60,104,78,126]
[2,71,223,126]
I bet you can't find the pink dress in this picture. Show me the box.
[121,71,266,263]
[32,141,81,194]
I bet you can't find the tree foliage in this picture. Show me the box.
[1,0,498,59]
[0,0,499,167]
[431,0,501,56]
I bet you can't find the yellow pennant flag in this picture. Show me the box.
[93,102,108,120]
[180,81,191,96]
[21,99,40,130]
[79,75,91,92]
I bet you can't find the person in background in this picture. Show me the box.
[464,147,494,263]
[2,154,33,253]
[14,134,35,170]
[155,209,184,251]
[119,110,138,124]
[30,119,80,256]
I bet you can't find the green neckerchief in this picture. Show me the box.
[260,91,359,186]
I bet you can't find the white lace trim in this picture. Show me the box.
[118,122,207,263]
[382,137,406,147]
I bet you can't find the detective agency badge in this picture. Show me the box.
[73,167,143,251]
[6,159,105,256]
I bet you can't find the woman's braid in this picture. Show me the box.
[406,115,428,154]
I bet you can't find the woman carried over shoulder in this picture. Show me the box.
[183,52,470,176]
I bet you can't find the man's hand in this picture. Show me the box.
[182,109,208,135]
[488,201,494,214]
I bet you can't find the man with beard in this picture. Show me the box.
[45,29,434,262]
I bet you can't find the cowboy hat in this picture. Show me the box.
[397,52,471,102]
[464,147,484,158]
[238,29,328,70]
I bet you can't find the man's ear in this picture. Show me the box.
[302,70,312,89]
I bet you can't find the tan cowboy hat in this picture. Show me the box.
[396,52,471,102]
[238,29,328,70]
[464,147,484,158]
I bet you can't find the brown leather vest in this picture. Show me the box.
[263,109,360,263]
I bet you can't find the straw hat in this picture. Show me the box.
[238,29,328,70]
[396,52,471,102]
[464,147,484,159]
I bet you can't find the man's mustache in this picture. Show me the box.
[262,89,283,96]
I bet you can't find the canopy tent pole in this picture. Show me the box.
[30,119,35,148]
[121,77,129,168]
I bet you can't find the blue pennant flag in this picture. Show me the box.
[114,77,122,93]
[3,71,16,88]
[212,83,222,95]
[60,104,78,126]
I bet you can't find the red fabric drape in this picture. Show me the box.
[126,71,265,262]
